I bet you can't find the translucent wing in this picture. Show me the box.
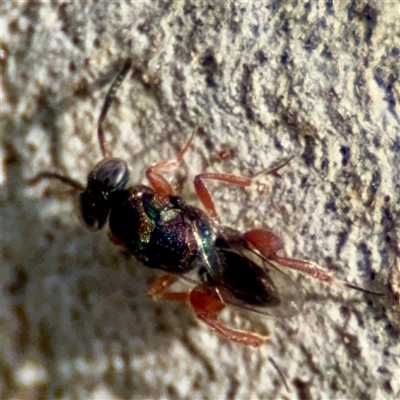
[213,245,304,318]
[189,221,304,318]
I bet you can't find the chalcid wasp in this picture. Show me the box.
[30,59,382,347]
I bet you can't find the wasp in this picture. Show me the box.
[30,59,381,347]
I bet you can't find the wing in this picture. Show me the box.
[189,221,304,318]
[214,246,304,318]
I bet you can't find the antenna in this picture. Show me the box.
[97,58,132,158]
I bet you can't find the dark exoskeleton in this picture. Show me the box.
[30,59,382,347]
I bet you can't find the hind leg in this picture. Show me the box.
[243,229,334,284]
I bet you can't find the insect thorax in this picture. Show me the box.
[108,185,213,274]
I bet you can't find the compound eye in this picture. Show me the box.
[90,158,129,191]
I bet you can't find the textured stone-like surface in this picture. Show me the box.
[2,2,399,399]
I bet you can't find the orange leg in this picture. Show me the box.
[189,286,267,347]
[244,229,333,284]
[244,229,385,294]
[243,229,284,257]
[148,275,267,347]
[271,255,334,284]
[148,274,181,299]
[194,173,252,221]
[194,157,293,221]
[148,273,190,302]
[146,133,195,195]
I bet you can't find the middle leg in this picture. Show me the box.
[189,285,268,347]
[148,274,189,301]
[194,157,293,221]
[149,275,267,347]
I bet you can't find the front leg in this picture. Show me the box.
[146,134,195,195]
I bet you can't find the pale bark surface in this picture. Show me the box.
[2,2,399,399]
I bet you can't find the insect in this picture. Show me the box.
[30,59,381,347]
